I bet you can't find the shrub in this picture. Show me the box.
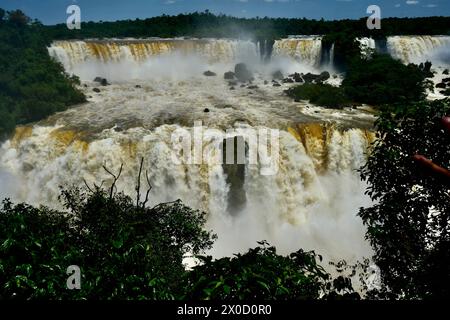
[359,98,450,299]
[184,241,358,300]
[285,83,350,109]
[342,54,426,106]
[0,170,216,299]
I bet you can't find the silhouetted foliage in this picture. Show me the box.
[0,185,215,299]
[359,99,450,299]
[184,241,358,300]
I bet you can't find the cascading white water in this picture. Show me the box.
[272,36,323,67]
[387,35,450,65]
[1,37,379,266]
[357,37,376,57]
[48,39,260,80]
[0,121,374,261]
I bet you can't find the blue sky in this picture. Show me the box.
[0,0,448,25]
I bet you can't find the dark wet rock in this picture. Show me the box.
[224,71,235,80]
[203,70,217,77]
[114,125,124,132]
[303,73,319,83]
[247,85,259,89]
[228,81,238,86]
[94,77,109,86]
[436,82,447,89]
[440,89,450,96]
[291,72,303,83]
[272,70,284,80]
[282,78,294,83]
[442,77,450,83]
[317,71,330,82]
[294,98,301,102]
[418,61,434,78]
[204,108,210,113]
[264,80,269,85]
[93,88,101,93]
[221,136,247,214]
[234,63,253,82]
[443,69,449,75]
[83,84,88,88]
[273,82,281,87]
[230,86,235,90]
[240,84,246,88]
[135,85,142,88]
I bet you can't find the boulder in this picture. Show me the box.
[282,78,294,83]
[135,85,142,88]
[272,70,284,80]
[234,63,253,82]
[204,108,210,113]
[303,73,319,83]
[442,77,450,83]
[247,85,258,89]
[224,71,235,80]
[443,69,449,75]
[436,82,447,89]
[203,70,217,77]
[230,86,235,90]
[93,88,101,93]
[273,82,281,87]
[228,81,238,86]
[94,77,109,86]
[291,72,303,83]
[317,71,330,82]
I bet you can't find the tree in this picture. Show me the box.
[359,98,450,299]
[342,54,427,106]
[184,241,358,300]
[0,163,216,300]
[7,10,30,26]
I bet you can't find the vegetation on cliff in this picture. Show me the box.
[0,9,85,138]
[287,54,429,108]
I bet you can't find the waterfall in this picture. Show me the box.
[48,39,260,79]
[357,37,376,57]
[386,35,450,64]
[272,36,323,67]
[0,122,374,260]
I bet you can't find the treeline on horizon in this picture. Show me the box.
[47,11,450,40]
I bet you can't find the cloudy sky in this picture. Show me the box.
[0,0,448,25]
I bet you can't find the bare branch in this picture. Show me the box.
[142,169,153,208]
[103,163,123,199]
[83,179,94,193]
[136,157,144,207]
